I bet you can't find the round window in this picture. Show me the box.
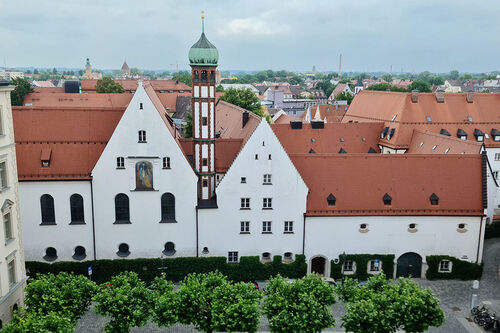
[284,252,293,259]
[458,223,465,229]
[117,243,130,257]
[44,247,57,261]
[163,242,176,256]
[73,246,86,260]
[360,224,367,229]
[262,252,271,259]
[409,223,416,229]
[202,246,209,254]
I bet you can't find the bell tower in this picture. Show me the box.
[189,11,219,202]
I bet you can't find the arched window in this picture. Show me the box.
[201,70,207,81]
[210,71,215,82]
[40,194,55,225]
[114,194,130,223]
[161,193,175,222]
[70,194,84,224]
[194,70,199,82]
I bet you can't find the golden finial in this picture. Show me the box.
[201,10,205,33]
[201,10,205,20]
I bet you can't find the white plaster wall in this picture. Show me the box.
[19,181,93,262]
[199,119,308,260]
[92,82,198,259]
[486,147,500,216]
[305,215,483,273]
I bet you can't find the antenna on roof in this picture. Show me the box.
[201,10,205,33]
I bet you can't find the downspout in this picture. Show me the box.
[90,179,97,260]
[196,207,199,257]
[302,212,306,255]
[476,216,484,263]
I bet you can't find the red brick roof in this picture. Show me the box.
[272,123,383,154]
[407,130,482,154]
[290,154,484,216]
[215,100,260,143]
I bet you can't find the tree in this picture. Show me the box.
[366,83,407,92]
[94,271,154,333]
[176,271,261,333]
[95,77,125,93]
[150,277,178,328]
[215,85,224,92]
[52,67,57,74]
[449,70,459,80]
[184,111,193,138]
[407,80,431,92]
[130,67,139,76]
[460,73,473,80]
[336,91,354,104]
[33,68,39,75]
[3,310,74,333]
[24,272,97,323]
[339,273,444,333]
[381,74,393,82]
[263,274,336,333]
[220,87,262,116]
[171,70,192,86]
[10,77,34,106]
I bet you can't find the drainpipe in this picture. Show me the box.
[476,215,485,263]
[302,212,306,255]
[90,179,97,260]
[196,207,199,257]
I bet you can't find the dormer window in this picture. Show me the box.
[430,193,439,205]
[474,129,484,142]
[41,148,51,168]
[138,130,147,143]
[339,148,347,154]
[327,193,336,206]
[440,129,451,136]
[491,129,500,142]
[381,127,389,139]
[457,129,467,140]
[383,193,392,206]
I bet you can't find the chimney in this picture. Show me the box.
[466,91,474,103]
[411,90,419,103]
[435,90,445,103]
[242,111,249,128]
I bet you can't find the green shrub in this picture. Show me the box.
[330,254,395,280]
[26,254,307,284]
[426,255,483,280]
[485,221,500,239]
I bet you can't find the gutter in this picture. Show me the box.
[196,207,199,257]
[302,212,306,255]
[90,179,97,260]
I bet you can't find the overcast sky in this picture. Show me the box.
[1,0,499,73]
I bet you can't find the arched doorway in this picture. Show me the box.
[396,252,422,278]
[311,256,326,275]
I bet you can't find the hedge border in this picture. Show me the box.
[25,255,307,284]
[425,255,483,280]
[330,254,395,280]
[485,221,500,239]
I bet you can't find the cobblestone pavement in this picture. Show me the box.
[76,239,500,332]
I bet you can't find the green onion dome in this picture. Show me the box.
[188,31,219,66]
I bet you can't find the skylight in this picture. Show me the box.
[419,141,424,147]
[426,116,431,123]
[432,145,437,150]
[444,148,450,154]
[391,115,397,122]
[467,116,473,123]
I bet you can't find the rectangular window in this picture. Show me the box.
[263,174,272,184]
[240,198,250,209]
[139,102,143,110]
[495,153,500,161]
[268,154,272,160]
[163,157,171,169]
[240,221,250,233]
[241,177,246,183]
[116,157,125,169]
[202,158,208,166]
[0,162,7,188]
[263,198,272,209]
[0,105,3,135]
[255,154,258,160]
[7,259,15,288]
[262,221,272,233]
[493,171,499,180]
[138,130,147,142]
[202,117,208,126]
[284,221,293,233]
[228,251,238,263]
[439,260,451,272]
[343,260,354,272]
[4,212,12,242]
[202,180,208,187]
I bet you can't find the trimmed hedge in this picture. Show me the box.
[25,255,307,284]
[330,254,395,280]
[485,221,500,239]
[426,255,483,280]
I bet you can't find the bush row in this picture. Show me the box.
[485,221,500,239]
[330,254,395,280]
[425,255,483,280]
[25,255,307,284]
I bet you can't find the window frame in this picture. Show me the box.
[7,258,15,288]
[0,161,7,189]
[263,198,273,209]
[160,193,176,223]
[228,251,239,263]
[116,157,125,169]
[114,193,130,224]
[117,243,130,257]
[138,130,147,143]
[240,221,250,234]
[162,157,171,169]
[438,260,452,273]
[69,193,85,224]
[262,221,272,233]
[3,212,13,243]
[368,259,381,273]
[240,198,250,209]
[263,174,272,184]
[343,260,354,273]
[40,194,56,225]
[284,221,294,233]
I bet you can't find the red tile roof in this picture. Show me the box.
[216,100,261,143]
[81,79,191,92]
[344,90,500,148]
[33,87,65,93]
[272,123,383,154]
[407,130,482,154]
[273,111,298,124]
[289,154,484,216]
[301,104,347,123]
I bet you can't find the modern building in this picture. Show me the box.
[0,81,27,327]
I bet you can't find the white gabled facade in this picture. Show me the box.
[199,119,308,261]
[92,82,198,260]
[0,83,27,326]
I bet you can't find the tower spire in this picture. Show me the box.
[201,10,205,33]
